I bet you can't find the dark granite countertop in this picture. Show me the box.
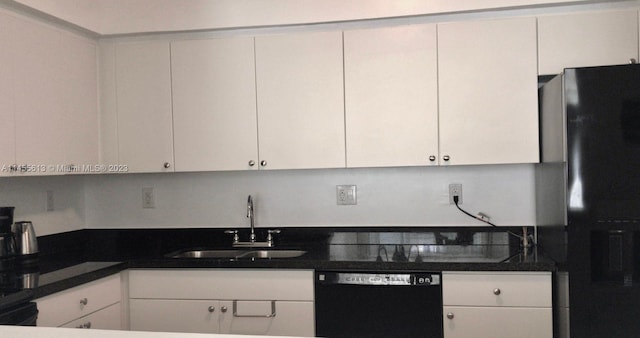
[0,227,562,302]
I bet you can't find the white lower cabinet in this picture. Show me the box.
[36,274,122,329]
[442,271,552,338]
[130,299,221,333]
[128,269,314,337]
[61,302,122,330]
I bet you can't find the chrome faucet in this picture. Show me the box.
[247,195,256,242]
[225,195,280,247]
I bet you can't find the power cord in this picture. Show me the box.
[452,195,526,241]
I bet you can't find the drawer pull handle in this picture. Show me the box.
[208,306,215,313]
[221,306,228,313]
[233,300,276,318]
[80,298,88,306]
[76,322,91,329]
[446,312,454,319]
[493,288,501,295]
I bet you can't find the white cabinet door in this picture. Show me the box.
[538,9,639,75]
[61,33,99,172]
[0,13,16,175]
[344,24,439,168]
[61,302,122,330]
[220,300,314,337]
[116,41,174,173]
[171,37,259,172]
[12,15,66,175]
[443,306,552,338]
[255,31,345,170]
[438,17,539,165]
[129,299,220,333]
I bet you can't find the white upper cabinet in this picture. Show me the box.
[344,24,439,168]
[538,9,639,75]
[438,17,539,165]
[255,31,346,170]
[12,15,67,175]
[61,33,99,172]
[116,41,174,173]
[0,13,16,176]
[171,37,258,172]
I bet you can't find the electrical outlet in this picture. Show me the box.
[46,190,54,211]
[337,185,357,205]
[142,187,155,209]
[449,183,462,205]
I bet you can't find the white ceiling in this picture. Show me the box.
[6,0,606,36]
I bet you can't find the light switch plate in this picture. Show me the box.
[142,187,155,209]
[336,185,357,205]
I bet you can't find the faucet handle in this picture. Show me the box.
[224,230,239,243]
[266,229,281,246]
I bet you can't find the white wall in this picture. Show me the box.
[0,175,85,236]
[84,165,536,229]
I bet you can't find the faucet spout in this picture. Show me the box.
[247,195,255,242]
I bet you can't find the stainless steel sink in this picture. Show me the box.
[166,249,307,259]
[238,250,307,259]
[168,250,246,259]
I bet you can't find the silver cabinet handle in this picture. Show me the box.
[429,155,436,162]
[80,298,88,306]
[208,306,215,313]
[233,300,276,318]
[630,58,637,64]
[443,155,450,162]
[493,288,501,295]
[221,306,228,313]
[163,162,171,169]
[446,313,454,319]
[248,160,256,167]
[260,160,267,167]
[76,322,91,329]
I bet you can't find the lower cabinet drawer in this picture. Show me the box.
[61,302,122,330]
[36,274,121,327]
[442,271,551,307]
[443,306,552,338]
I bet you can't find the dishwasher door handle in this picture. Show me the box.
[232,300,276,318]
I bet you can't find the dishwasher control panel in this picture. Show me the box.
[317,272,440,286]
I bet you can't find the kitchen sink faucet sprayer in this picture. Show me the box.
[247,195,256,242]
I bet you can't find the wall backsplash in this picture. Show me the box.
[0,175,86,236]
[84,164,536,230]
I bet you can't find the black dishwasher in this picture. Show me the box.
[315,271,442,338]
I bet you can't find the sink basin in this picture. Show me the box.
[166,249,307,259]
[168,250,246,259]
[238,250,307,259]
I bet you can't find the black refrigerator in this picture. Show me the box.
[538,63,640,338]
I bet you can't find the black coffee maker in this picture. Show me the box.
[0,207,15,270]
